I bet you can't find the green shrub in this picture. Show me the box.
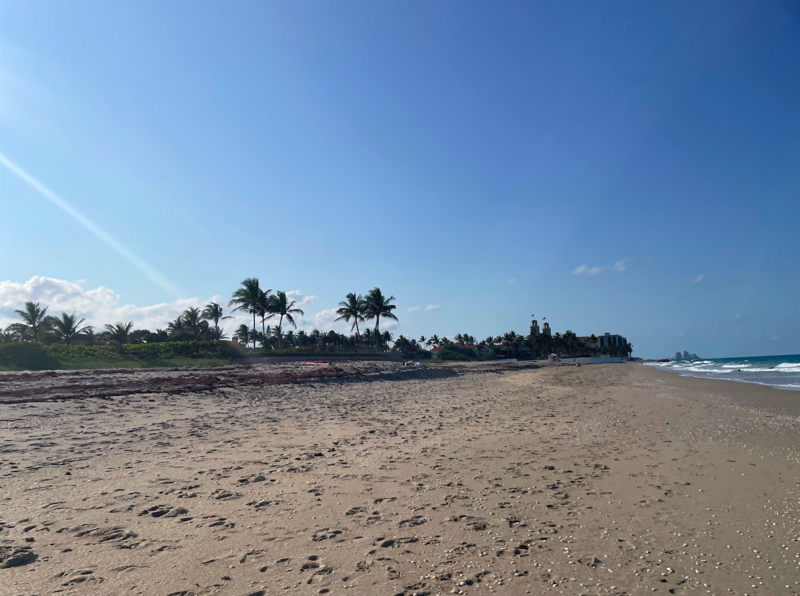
[0,342,60,371]
[46,344,124,362]
[436,346,480,361]
[48,341,242,363]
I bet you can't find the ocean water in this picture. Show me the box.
[647,354,800,391]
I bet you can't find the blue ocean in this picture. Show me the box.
[648,354,800,391]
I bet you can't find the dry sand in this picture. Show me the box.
[1,362,798,596]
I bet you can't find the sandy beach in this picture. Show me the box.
[1,362,798,596]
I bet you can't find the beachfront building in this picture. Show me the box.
[578,332,628,349]
[576,332,632,358]
[529,318,551,337]
[530,319,540,336]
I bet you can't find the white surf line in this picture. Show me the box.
[0,151,182,298]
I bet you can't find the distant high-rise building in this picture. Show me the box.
[673,351,700,361]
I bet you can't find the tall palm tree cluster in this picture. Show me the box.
[228,278,306,350]
[0,301,233,346]
[333,288,398,346]
[0,282,401,353]
[229,280,398,351]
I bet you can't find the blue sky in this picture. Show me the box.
[1,0,798,359]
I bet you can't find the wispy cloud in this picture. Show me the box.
[573,258,629,276]
[407,305,421,312]
[0,152,182,298]
[425,304,442,311]
[507,278,515,284]
[573,265,603,276]
[694,274,705,283]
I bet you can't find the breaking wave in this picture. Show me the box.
[647,354,800,391]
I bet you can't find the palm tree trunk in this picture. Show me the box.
[278,315,284,350]
[252,313,257,349]
[261,318,266,351]
[375,316,380,348]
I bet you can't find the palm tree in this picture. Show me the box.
[269,291,304,350]
[182,307,203,339]
[202,302,231,338]
[230,278,269,349]
[104,322,134,347]
[9,301,52,342]
[234,324,251,346]
[503,331,522,357]
[270,326,283,350]
[429,334,440,348]
[363,288,398,347]
[257,289,275,349]
[83,327,97,346]
[50,312,90,344]
[167,316,185,337]
[335,293,366,339]
[295,329,310,347]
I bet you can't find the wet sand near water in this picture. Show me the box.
[1,362,798,596]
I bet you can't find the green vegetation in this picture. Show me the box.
[335,292,366,339]
[435,346,484,362]
[0,283,404,371]
[0,342,60,371]
[1,281,633,371]
[0,341,241,371]
[362,288,398,346]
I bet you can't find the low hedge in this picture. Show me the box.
[436,346,479,361]
[0,342,60,371]
[1,341,242,371]
[49,341,242,362]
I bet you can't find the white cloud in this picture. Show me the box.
[0,276,223,332]
[507,278,515,284]
[694,274,705,283]
[282,290,316,313]
[407,305,421,312]
[308,308,351,333]
[425,304,442,311]
[573,265,603,276]
[612,259,627,272]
